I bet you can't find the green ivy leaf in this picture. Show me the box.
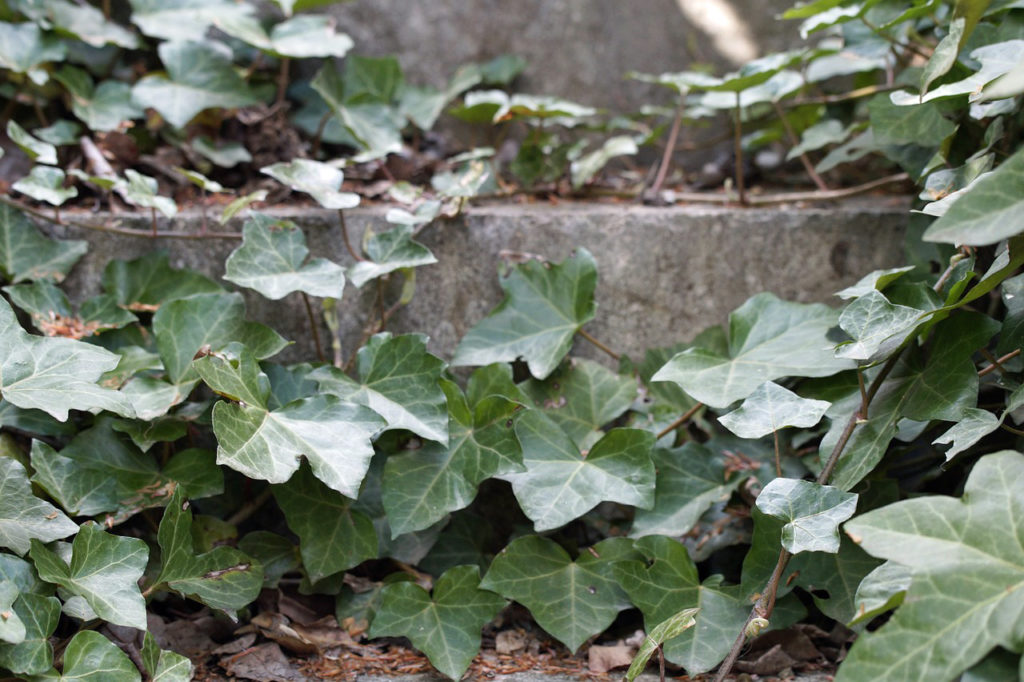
[7,120,57,165]
[921,17,966,96]
[653,293,853,408]
[260,159,360,210]
[718,381,830,438]
[12,166,77,206]
[614,535,749,674]
[5,281,137,335]
[520,358,636,448]
[480,536,639,652]
[382,371,523,536]
[502,411,654,532]
[452,249,598,380]
[835,266,916,300]
[18,0,139,48]
[131,40,261,129]
[370,565,506,679]
[755,479,858,554]
[128,0,254,42]
[273,464,377,583]
[224,213,346,299]
[794,536,882,624]
[141,632,192,682]
[29,523,148,630]
[868,96,956,147]
[849,560,911,626]
[214,14,353,59]
[0,580,24,644]
[630,442,744,538]
[237,531,299,588]
[120,170,177,218]
[0,206,86,284]
[624,606,700,682]
[348,224,437,288]
[191,136,251,168]
[0,592,61,674]
[570,135,638,189]
[0,297,134,420]
[839,451,1024,681]
[0,21,65,83]
[154,487,262,612]
[932,407,1001,460]
[34,629,140,681]
[0,458,77,556]
[196,346,384,495]
[312,333,448,444]
[102,251,221,310]
[891,39,1024,105]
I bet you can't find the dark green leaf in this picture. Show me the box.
[37,629,140,680]
[0,204,87,284]
[0,592,60,674]
[348,224,437,288]
[0,458,77,556]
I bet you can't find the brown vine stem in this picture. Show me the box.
[338,209,365,262]
[648,93,687,198]
[301,292,326,364]
[979,348,1021,378]
[667,173,910,206]
[733,91,747,206]
[655,402,704,440]
[275,57,292,108]
[786,83,899,109]
[576,327,620,361]
[771,99,829,192]
[226,486,274,527]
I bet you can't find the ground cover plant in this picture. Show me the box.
[1,0,1024,680]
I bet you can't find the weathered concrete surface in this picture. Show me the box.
[52,201,908,367]
[349,673,834,682]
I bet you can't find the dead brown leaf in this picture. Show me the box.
[587,643,636,673]
[222,642,311,682]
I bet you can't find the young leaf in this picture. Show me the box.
[653,293,853,408]
[502,411,654,532]
[6,121,57,165]
[370,565,506,680]
[141,632,192,682]
[452,249,598,380]
[0,204,87,284]
[921,17,966,96]
[214,14,353,59]
[36,629,140,681]
[29,523,148,630]
[154,487,263,612]
[835,290,925,362]
[718,381,830,438]
[311,333,449,445]
[0,593,61,674]
[260,159,360,210]
[480,536,639,652]
[273,464,377,583]
[755,478,858,554]
[0,458,77,556]
[224,213,346,299]
[839,451,1024,681]
[570,135,638,189]
[121,170,177,218]
[12,166,77,206]
[624,607,699,682]
[347,224,437,288]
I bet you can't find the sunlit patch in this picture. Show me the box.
[675,0,758,64]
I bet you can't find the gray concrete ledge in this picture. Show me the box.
[49,200,909,366]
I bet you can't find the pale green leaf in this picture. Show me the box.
[18,0,138,48]
[835,290,924,362]
[37,629,140,681]
[868,96,956,147]
[141,632,192,682]
[348,224,437,288]
[12,166,77,206]
[370,565,506,679]
[756,478,858,554]
[891,39,1024,105]
[29,523,148,630]
[933,407,1001,460]
[0,21,65,77]
[625,607,699,682]
[218,190,268,224]
[480,536,639,652]
[718,381,830,438]
[787,119,852,160]
[215,14,353,59]
[570,135,638,189]
[260,159,360,210]
[0,593,60,674]
[0,458,77,556]
[128,0,254,41]
[175,168,224,193]
[849,560,911,626]
[191,136,251,169]
[120,169,177,218]
[7,120,57,165]
[921,17,966,96]
[0,580,24,644]
[31,120,80,148]
[224,213,346,299]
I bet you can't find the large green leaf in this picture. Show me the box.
[12,166,77,206]
[717,381,830,438]
[382,372,523,536]
[29,523,148,630]
[452,249,598,380]
[891,39,1024,105]
[653,293,853,408]
[128,0,254,41]
[34,629,140,681]
[131,40,261,129]
[310,61,405,158]
[520,358,636,448]
[260,159,360,210]
[630,442,745,538]
[480,536,639,652]
[196,346,384,496]
[370,565,506,679]
[102,251,221,310]
[153,487,262,611]
[0,592,60,674]
[0,458,77,556]
[0,297,134,420]
[54,66,143,132]
[311,333,448,444]
[614,535,750,674]
[273,464,377,583]
[4,281,136,337]
[0,21,65,83]
[756,479,858,554]
[502,411,654,532]
[17,0,138,48]
[839,451,1024,681]
[152,292,286,384]
[347,224,437,288]
[214,14,353,59]
[224,213,345,299]
[0,204,86,284]
[868,96,956,147]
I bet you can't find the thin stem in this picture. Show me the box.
[101,0,110,19]
[375,278,387,331]
[649,93,687,197]
[857,368,868,419]
[658,646,665,682]
[787,83,898,108]
[301,292,326,363]
[733,91,747,205]
[312,111,332,158]
[226,486,274,526]
[338,209,364,261]
[1000,423,1024,437]
[149,207,157,237]
[773,429,782,477]
[771,99,829,191]
[666,173,909,205]
[576,327,620,361]
[275,57,291,108]
[979,348,1021,377]
[656,402,704,440]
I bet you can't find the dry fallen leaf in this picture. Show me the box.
[587,643,636,673]
[495,629,527,654]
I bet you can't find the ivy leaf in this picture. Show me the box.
[630,442,744,538]
[624,607,700,682]
[452,249,598,380]
[0,593,61,674]
[311,333,448,445]
[570,135,638,189]
[260,159,360,210]
[921,16,965,96]
[370,565,506,680]
[347,224,437,288]
[520,358,636,448]
[755,479,858,554]
[140,632,192,682]
[5,281,137,336]
[18,0,139,48]
[891,39,1024,105]
[191,136,251,168]
[839,451,1024,681]
[214,14,353,59]
[849,560,912,626]
[196,346,384,495]
[502,411,654,532]
[29,523,148,630]
[0,21,65,83]
[614,535,750,674]
[102,251,221,310]
[868,96,956,147]
[120,170,177,218]
[12,166,77,207]
[0,458,77,556]
[718,381,830,438]
[0,205,86,284]
[152,292,286,384]
[131,40,261,129]
[653,293,853,408]
[382,372,523,536]
[0,297,135,420]
[154,487,262,612]
[933,407,1001,461]
[273,464,377,583]
[0,580,24,644]
[480,536,640,652]
[795,536,882,624]
[224,213,346,299]
[128,0,254,42]
[835,266,916,300]
[7,121,57,165]
[35,629,140,681]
